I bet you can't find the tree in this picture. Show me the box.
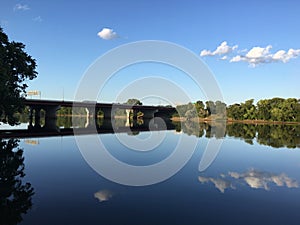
[176,102,194,117]
[215,100,227,118]
[227,103,243,120]
[205,101,216,116]
[125,98,142,106]
[195,100,206,118]
[240,99,256,120]
[0,27,37,125]
[256,99,271,120]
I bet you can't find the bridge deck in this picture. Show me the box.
[24,99,175,111]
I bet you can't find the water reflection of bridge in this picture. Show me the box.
[0,118,176,139]
[24,99,175,130]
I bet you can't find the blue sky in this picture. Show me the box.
[1,0,300,105]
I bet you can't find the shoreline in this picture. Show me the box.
[54,115,300,125]
[171,117,300,125]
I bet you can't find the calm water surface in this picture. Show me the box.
[1,121,300,225]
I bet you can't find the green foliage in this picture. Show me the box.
[195,100,206,118]
[137,111,143,117]
[185,109,197,120]
[176,98,300,122]
[228,98,300,122]
[206,101,216,116]
[57,107,72,116]
[215,100,227,118]
[176,102,194,117]
[115,109,126,117]
[125,98,142,105]
[175,100,226,119]
[227,104,243,120]
[0,28,37,125]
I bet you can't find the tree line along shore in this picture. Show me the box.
[172,98,300,124]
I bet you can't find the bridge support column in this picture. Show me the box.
[85,107,97,128]
[32,107,42,129]
[28,106,42,129]
[44,105,60,130]
[28,107,34,128]
[101,118,114,130]
[124,109,139,126]
[125,109,132,127]
[101,107,115,119]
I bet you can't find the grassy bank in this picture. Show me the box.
[171,116,300,125]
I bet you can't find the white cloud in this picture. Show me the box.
[14,4,30,11]
[97,28,118,40]
[200,41,238,57]
[94,189,113,202]
[230,45,300,67]
[229,45,273,67]
[246,45,272,59]
[202,42,300,67]
[230,55,242,63]
[272,48,300,63]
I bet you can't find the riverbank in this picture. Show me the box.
[171,117,300,125]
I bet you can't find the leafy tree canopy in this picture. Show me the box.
[125,98,142,106]
[0,27,37,125]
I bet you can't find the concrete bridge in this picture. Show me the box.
[24,99,176,130]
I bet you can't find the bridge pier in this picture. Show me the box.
[100,118,114,130]
[125,109,132,127]
[28,106,42,129]
[101,107,115,119]
[84,107,97,128]
[44,105,60,130]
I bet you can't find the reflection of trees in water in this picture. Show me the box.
[57,116,72,128]
[227,123,300,148]
[226,123,257,145]
[173,121,300,148]
[57,116,105,128]
[256,125,300,148]
[0,139,34,225]
[174,121,204,137]
[204,121,226,139]
[114,118,127,127]
[172,121,226,138]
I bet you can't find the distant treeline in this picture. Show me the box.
[174,100,226,119]
[174,98,300,122]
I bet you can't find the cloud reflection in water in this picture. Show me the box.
[198,176,235,193]
[199,168,298,193]
[94,189,114,202]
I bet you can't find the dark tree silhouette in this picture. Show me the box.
[0,138,34,225]
[0,27,37,125]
